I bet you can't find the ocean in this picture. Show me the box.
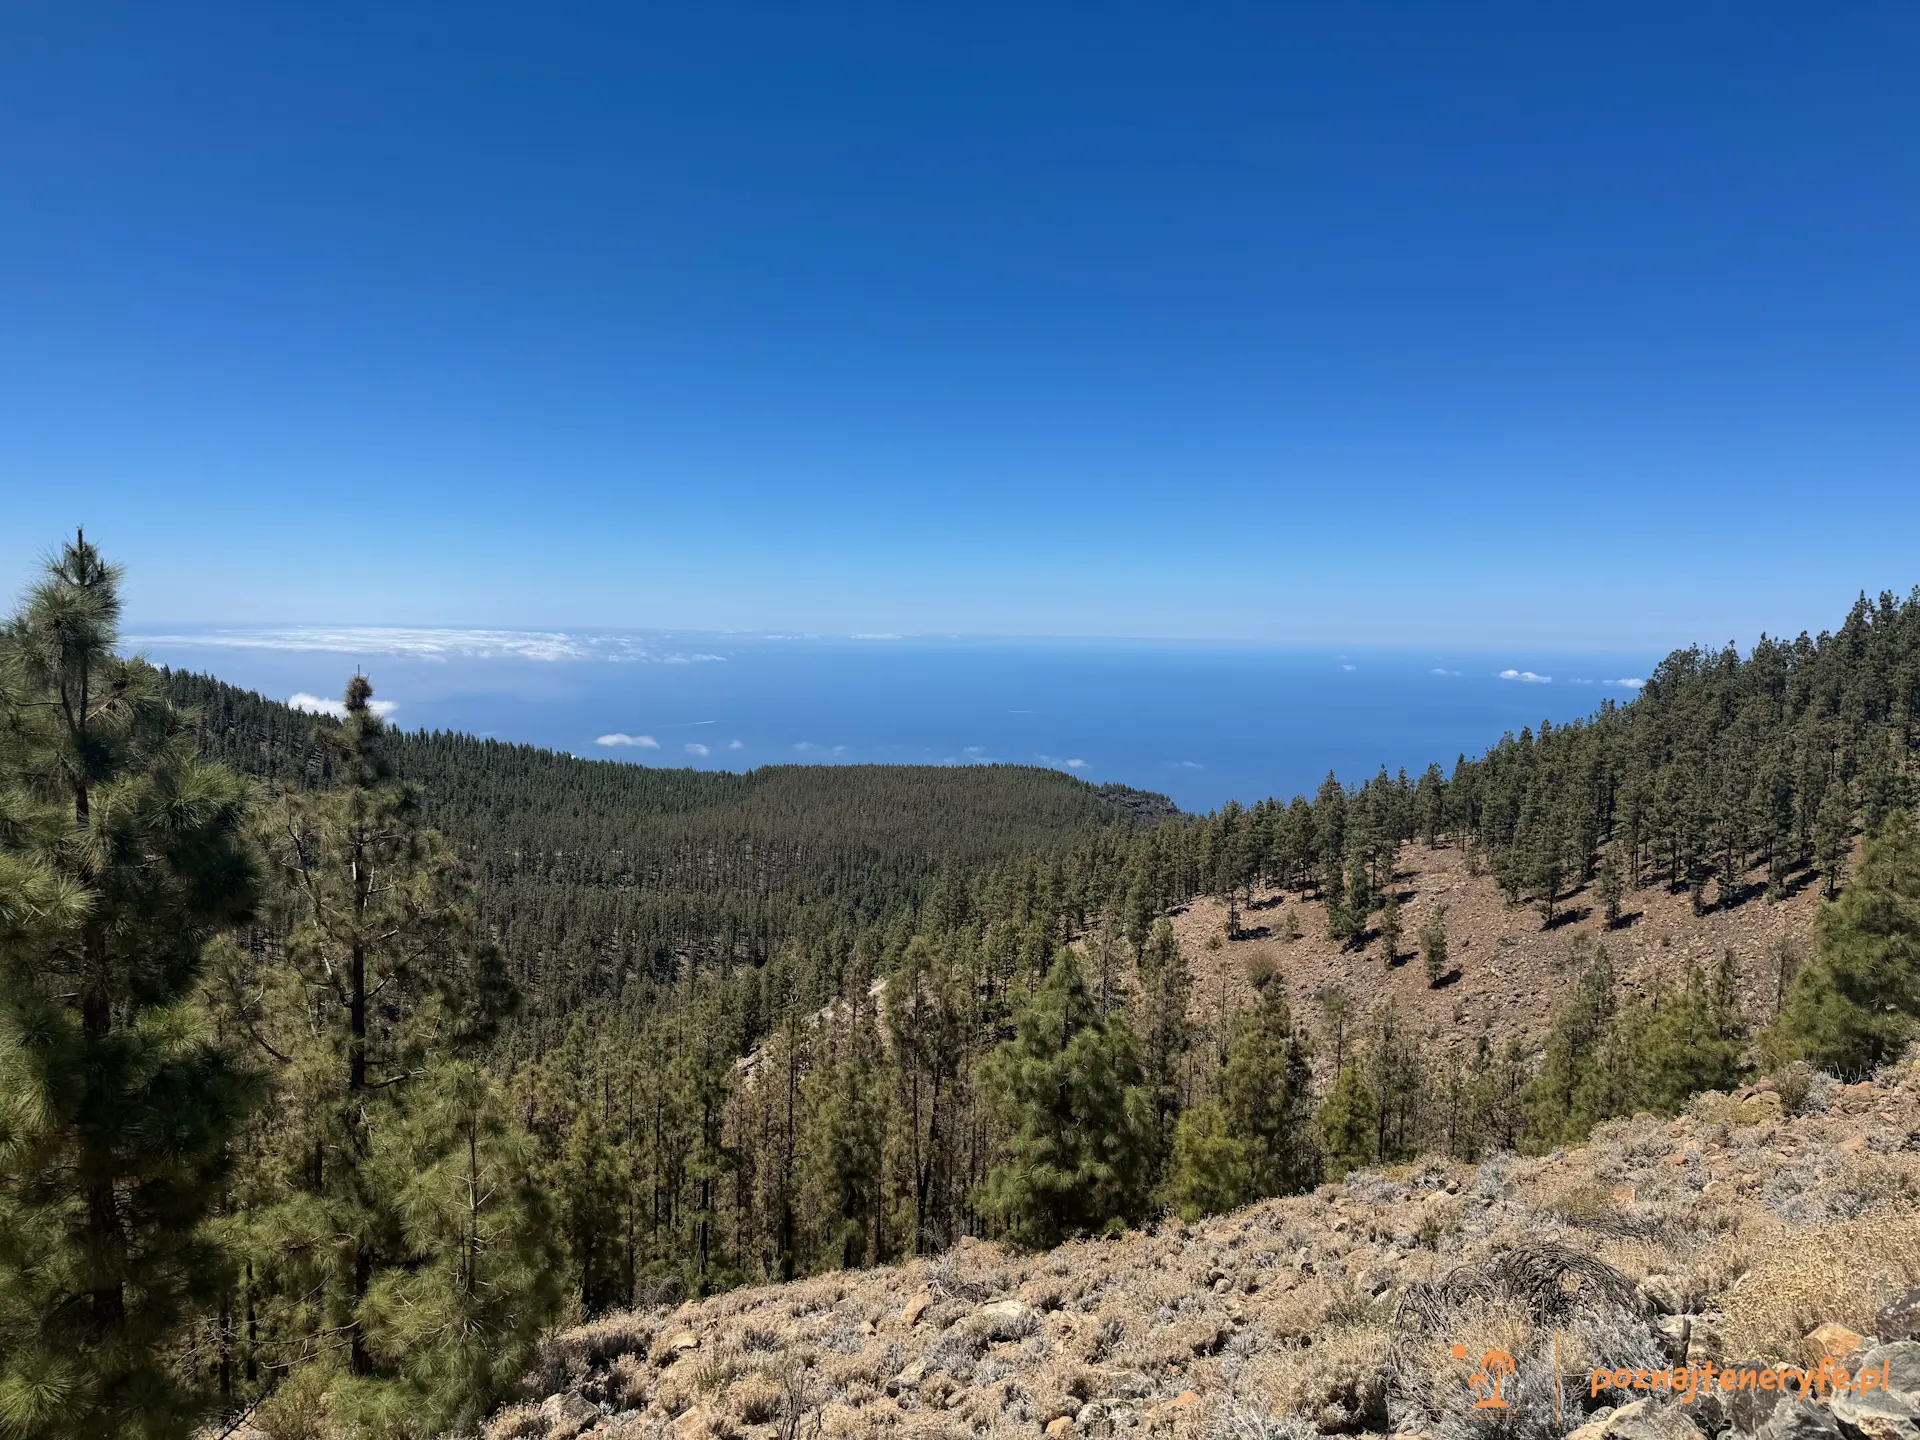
[125,628,1660,813]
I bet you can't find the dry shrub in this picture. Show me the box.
[255,1363,334,1440]
[1719,1212,1920,1359]
[529,1311,655,1396]
[1689,1089,1785,1128]
[1397,1240,1637,1331]
[607,1353,649,1410]
[1236,1323,1394,1430]
[477,1403,550,1440]
[726,1368,786,1426]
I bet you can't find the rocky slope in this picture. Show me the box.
[1169,844,1827,1070]
[479,1057,1920,1440]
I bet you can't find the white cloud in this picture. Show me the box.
[850,633,901,641]
[1605,677,1646,690]
[126,626,729,665]
[685,742,710,757]
[595,733,659,748]
[1037,753,1089,770]
[793,741,848,756]
[1173,760,1204,770]
[1569,678,1594,685]
[1498,669,1552,684]
[1341,663,1357,672]
[289,692,397,719]
[1429,668,1462,677]
[727,739,744,750]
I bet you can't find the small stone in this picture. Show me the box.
[1805,1323,1867,1367]
[670,1330,699,1351]
[1046,1419,1076,1437]
[556,1393,599,1423]
[1638,1275,1685,1316]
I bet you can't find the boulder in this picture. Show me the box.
[1876,1293,1920,1345]
[1863,1342,1920,1405]
[1807,1325,1869,1368]
[1639,1275,1686,1316]
[1827,1383,1918,1440]
[1759,1400,1843,1440]
[975,1299,1039,1341]
[1712,1362,1796,1435]
[1603,1398,1706,1440]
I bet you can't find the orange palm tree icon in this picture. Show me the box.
[1453,1344,1516,1408]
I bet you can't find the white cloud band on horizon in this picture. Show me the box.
[289,692,397,720]
[596,733,659,748]
[1498,669,1552,684]
[1605,677,1646,690]
[127,626,728,665]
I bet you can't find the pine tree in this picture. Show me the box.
[1419,904,1449,986]
[978,950,1151,1247]
[1377,897,1402,965]
[1134,920,1192,1174]
[1770,809,1920,1077]
[801,1009,887,1272]
[1218,987,1318,1198]
[1595,845,1624,928]
[247,676,516,1400]
[1814,780,1853,900]
[555,1102,625,1316]
[344,1063,561,1435]
[1316,1065,1377,1181]
[1166,1101,1248,1222]
[1520,939,1615,1150]
[0,534,262,1440]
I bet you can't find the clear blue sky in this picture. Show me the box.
[2,2,1915,647]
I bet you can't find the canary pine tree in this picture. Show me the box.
[978,949,1151,1247]
[1771,809,1920,1077]
[240,676,527,1424]
[0,535,261,1440]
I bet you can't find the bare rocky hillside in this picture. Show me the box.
[478,1057,1920,1440]
[1167,844,1827,1069]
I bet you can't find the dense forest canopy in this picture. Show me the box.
[164,668,1176,1027]
[4,537,1918,1440]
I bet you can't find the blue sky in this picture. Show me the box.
[2,2,1916,648]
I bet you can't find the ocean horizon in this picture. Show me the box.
[126,626,1662,812]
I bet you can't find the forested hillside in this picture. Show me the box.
[163,670,1177,1025]
[4,537,1918,1440]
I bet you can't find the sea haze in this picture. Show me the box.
[125,628,1659,812]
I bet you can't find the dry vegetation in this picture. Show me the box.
[469,1057,1920,1440]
